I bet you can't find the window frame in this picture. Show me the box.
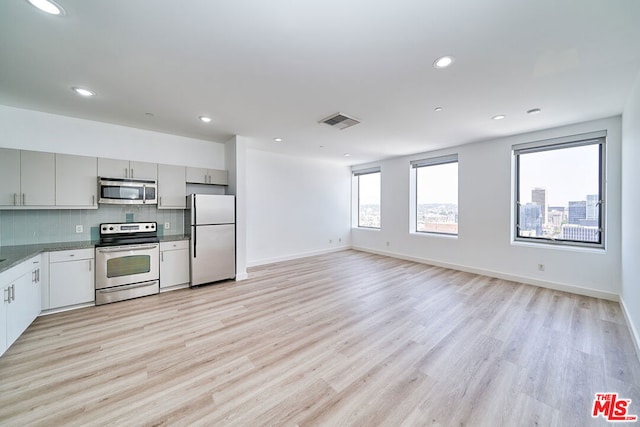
[513,131,606,249]
[353,167,381,229]
[411,154,459,236]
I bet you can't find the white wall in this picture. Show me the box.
[622,71,640,351]
[245,149,351,266]
[225,135,249,280]
[0,105,225,169]
[352,116,622,300]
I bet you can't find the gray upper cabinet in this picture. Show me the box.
[98,158,158,180]
[20,151,56,206]
[55,154,98,207]
[158,164,186,209]
[186,167,228,185]
[0,148,21,206]
[1,148,56,207]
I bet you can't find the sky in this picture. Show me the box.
[358,172,381,205]
[416,162,458,205]
[518,144,599,206]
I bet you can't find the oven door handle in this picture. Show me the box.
[96,244,159,253]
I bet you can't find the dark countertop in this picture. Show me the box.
[0,235,189,275]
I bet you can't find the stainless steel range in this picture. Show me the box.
[95,222,160,305]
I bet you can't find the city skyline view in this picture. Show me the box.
[517,142,601,243]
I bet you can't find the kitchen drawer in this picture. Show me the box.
[49,248,94,263]
[160,240,189,251]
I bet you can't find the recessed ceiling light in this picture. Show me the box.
[434,107,443,112]
[492,114,506,120]
[273,138,283,142]
[527,108,542,115]
[343,153,351,157]
[71,87,95,97]
[199,116,212,123]
[26,0,65,15]
[433,56,455,69]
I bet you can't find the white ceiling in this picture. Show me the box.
[1,0,640,166]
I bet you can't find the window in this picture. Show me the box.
[514,132,605,247]
[411,154,458,235]
[354,168,381,228]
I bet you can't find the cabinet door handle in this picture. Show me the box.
[124,168,128,178]
[159,196,162,206]
[131,168,134,178]
[13,193,17,205]
[10,284,15,302]
[161,252,164,262]
[92,195,95,205]
[3,288,9,303]
[37,268,40,282]
[22,193,25,205]
[88,260,92,272]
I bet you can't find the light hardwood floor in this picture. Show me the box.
[1,250,639,426]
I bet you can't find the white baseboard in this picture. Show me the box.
[620,297,640,363]
[352,246,619,302]
[247,246,351,269]
[39,302,95,316]
[235,272,249,281]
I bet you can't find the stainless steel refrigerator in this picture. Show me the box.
[186,194,236,286]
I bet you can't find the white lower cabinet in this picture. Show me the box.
[160,240,190,289]
[1,255,42,357]
[49,249,95,309]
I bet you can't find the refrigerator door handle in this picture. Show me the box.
[193,196,197,258]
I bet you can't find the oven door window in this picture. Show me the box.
[106,255,151,278]
[102,185,143,200]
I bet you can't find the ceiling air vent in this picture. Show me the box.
[319,112,361,130]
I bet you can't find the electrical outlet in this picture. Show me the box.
[538,264,545,271]
[329,239,333,244]
[164,222,170,230]
[338,237,342,243]
[75,225,83,233]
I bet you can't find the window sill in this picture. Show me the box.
[353,226,380,231]
[410,231,458,240]
[511,239,606,254]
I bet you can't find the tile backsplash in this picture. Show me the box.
[0,205,184,246]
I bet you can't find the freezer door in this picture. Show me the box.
[191,194,235,225]
[190,223,235,286]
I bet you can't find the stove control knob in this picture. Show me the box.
[109,227,114,231]
[102,227,107,231]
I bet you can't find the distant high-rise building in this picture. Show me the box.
[568,201,587,225]
[531,188,547,225]
[586,194,599,220]
[562,224,599,242]
[549,210,564,227]
[520,203,542,236]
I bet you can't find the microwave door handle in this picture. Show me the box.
[143,184,146,204]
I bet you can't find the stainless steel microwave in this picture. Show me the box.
[98,178,157,205]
